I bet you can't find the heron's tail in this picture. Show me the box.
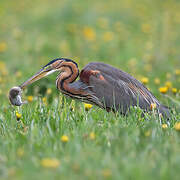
[159,104,170,119]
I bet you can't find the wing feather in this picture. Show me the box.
[80,62,160,114]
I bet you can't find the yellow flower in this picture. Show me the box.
[17,148,24,157]
[159,87,168,94]
[162,124,168,129]
[172,88,177,94]
[89,132,95,140]
[27,96,33,102]
[15,71,22,78]
[175,69,180,75]
[61,135,69,142]
[165,81,172,89]
[83,27,96,41]
[46,88,52,95]
[84,103,93,111]
[41,158,60,168]
[144,130,151,137]
[154,78,160,85]
[102,32,114,42]
[0,42,7,52]
[141,23,151,34]
[166,73,171,79]
[16,112,22,120]
[141,77,149,84]
[102,169,112,178]
[174,122,180,131]
[42,97,47,105]
[150,103,157,110]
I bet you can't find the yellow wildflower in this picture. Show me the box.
[154,78,160,85]
[145,130,151,137]
[172,88,177,94]
[15,71,22,78]
[102,169,112,178]
[162,124,168,129]
[159,87,168,94]
[174,122,180,131]
[150,103,157,110]
[41,158,60,168]
[0,42,7,52]
[17,148,24,157]
[89,132,95,140]
[46,88,52,95]
[84,103,93,111]
[165,81,172,89]
[166,73,171,79]
[27,96,33,102]
[42,97,47,105]
[102,31,114,42]
[141,23,151,34]
[16,112,22,120]
[83,27,96,41]
[141,77,149,84]
[175,69,180,75]
[61,135,69,142]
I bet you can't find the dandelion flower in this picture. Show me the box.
[141,77,149,84]
[17,148,24,157]
[89,132,95,140]
[61,135,69,142]
[159,87,168,94]
[84,103,93,111]
[83,27,96,41]
[141,23,151,34]
[154,78,160,85]
[15,71,22,78]
[172,88,177,94]
[41,158,60,168]
[166,73,171,79]
[16,112,22,120]
[162,124,168,129]
[27,96,33,102]
[102,169,112,178]
[46,88,52,95]
[150,103,157,110]
[144,130,151,137]
[174,122,180,131]
[102,32,114,42]
[175,69,180,76]
[42,97,47,105]
[0,42,7,52]
[165,81,172,89]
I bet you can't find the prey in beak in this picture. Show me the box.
[9,58,63,106]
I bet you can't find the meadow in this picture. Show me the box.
[0,0,180,179]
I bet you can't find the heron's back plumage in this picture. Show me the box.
[80,62,170,117]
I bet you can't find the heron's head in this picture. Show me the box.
[20,58,78,89]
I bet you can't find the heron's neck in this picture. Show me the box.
[56,62,79,91]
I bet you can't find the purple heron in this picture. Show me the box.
[9,58,170,117]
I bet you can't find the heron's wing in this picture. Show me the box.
[80,62,160,114]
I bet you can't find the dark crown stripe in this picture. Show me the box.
[43,58,78,68]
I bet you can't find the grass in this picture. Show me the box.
[0,0,180,179]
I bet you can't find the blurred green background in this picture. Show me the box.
[0,1,180,179]
[0,0,180,102]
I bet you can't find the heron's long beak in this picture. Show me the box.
[20,67,56,89]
